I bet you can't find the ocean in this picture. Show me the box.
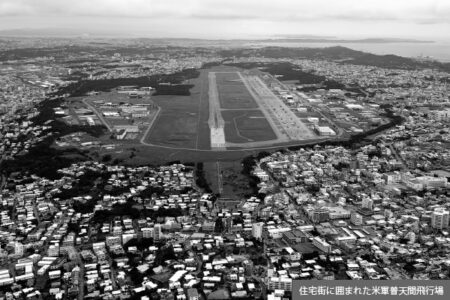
[245,41,450,63]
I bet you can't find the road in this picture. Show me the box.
[81,98,113,132]
[295,90,345,138]
[389,144,407,169]
[75,252,85,300]
[139,106,161,144]
[82,97,164,145]
[0,157,5,190]
[140,133,332,152]
[216,161,223,195]
[310,106,345,138]
[0,172,5,191]
[108,256,118,290]
[33,199,41,226]
[0,174,4,190]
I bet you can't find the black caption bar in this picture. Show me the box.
[293,280,448,300]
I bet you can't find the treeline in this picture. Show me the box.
[153,84,194,96]
[56,169,108,201]
[241,151,273,199]
[92,203,184,224]
[33,97,105,137]
[102,63,143,69]
[0,97,105,178]
[222,46,373,60]
[0,45,98,61]
[262,62,325,83]
[201,60,228,69]
[65,58,103,63]
[195,162,212,193]
[98,45,178,57]
[0,45,178,62]
[54,68,200,97]
[226,61,346,89]
[0,136,89,180]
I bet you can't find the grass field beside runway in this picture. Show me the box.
[222,109,277,143]
[144,70,210,150]
[215,72,259,109]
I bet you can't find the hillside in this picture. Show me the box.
[221,46,450,72]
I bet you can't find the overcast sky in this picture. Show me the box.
[1,0,449,40]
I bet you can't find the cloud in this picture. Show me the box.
[0,0,449,40]
[0,0,34,16]
[0,0,448,23]
[189,13,259,20]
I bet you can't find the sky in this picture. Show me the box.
[0,0,450,40]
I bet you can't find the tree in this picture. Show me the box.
[195,162,212,193]
[129,267,145,285]
[154,245,176,266]
[215,218,224,233]
[124,238,154,250]
[102,154,112,162]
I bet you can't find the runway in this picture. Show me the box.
[208,72,226,149]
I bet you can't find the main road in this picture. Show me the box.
[0,157,6,190]
[139,106,161,144]
[81,98,113,132]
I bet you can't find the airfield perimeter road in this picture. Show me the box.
[217,161,224,195]
[82,97,163,145]
[140,106,162,145]
[82,98,113,132]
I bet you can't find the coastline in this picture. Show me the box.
[246,41,450,63]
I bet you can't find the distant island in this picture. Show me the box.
[252,37,434,44]
[0,28,434,44]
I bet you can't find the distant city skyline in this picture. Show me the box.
[1,0,450,41]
